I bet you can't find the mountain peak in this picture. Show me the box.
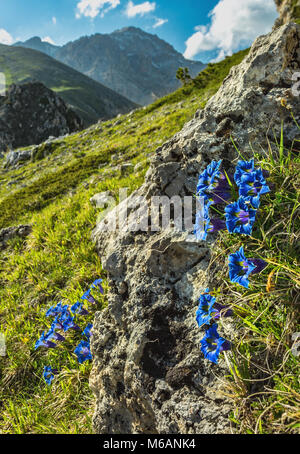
[26,36,42,44]
[112,26,142,33]
[12,28,205,106]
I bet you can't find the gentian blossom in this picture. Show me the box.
[51,306,72,331]
[81,289,96,304]
[196,290,233,327]
[51,315,64,331]
[197,160,222,195]
[194,207,226,241]
[225,196,259,235]
[43,366,58,385]
[228,246,257,288]
[249,258,267,274]
[196,290,217,326]
[62,315,80,332]
[234,159,255,185]
[44,326,65,343]
[211,302,234,320]
[91,279,104,294]
[46,302,69,318]
[239,168,270,198]
[74,341,92,364]
[197,160,231,206]
[82,323,93,339]
[35,332,57,350]
[71,301,89,316]
[200,324,231,364]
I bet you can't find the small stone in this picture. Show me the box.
[90,191,114,208]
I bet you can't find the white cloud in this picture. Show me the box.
[52,16,57,25]
[184,0,278,61]
[0,29,14,45]
[76,0,120,19]
[125,1,156,18]
[42,36,55,45]
[153,18,168,29]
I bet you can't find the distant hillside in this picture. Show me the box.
[14,27,205,106]
[0,44,137,126]
[14,36,59,58]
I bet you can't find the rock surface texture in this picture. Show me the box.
[274,0,300,26]
[0,82,83,152]
[0,225,32,250]
[90,24,300,434]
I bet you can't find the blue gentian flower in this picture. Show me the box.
[196,290,217,326]
[51,315,64,331]
[74,341,92,364]
[212,302,234,320]
[46,302,69,318]
[197,160,222,195]
[200,324,231,364]
[51,306,71,331]
[44,326,65,343]
[196,290,233,326]
[82,323,93,339]
[35,332,57,350]
[62,315,80,332]
[248,258,267,275]
[91,279,104,294]
[239,169,270,197]
[81,289,96,304]
[194,207,226,241]
[228,246,256,288]
[197,160,231,206]
[234,159,255,186]
[43,366,58,385]
[225,196,258,235]
[71,301,89,316]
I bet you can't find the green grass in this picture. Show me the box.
[1,53,240,433]
[209,117,300,433]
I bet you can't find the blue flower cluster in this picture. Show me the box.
[225,160,270,235]
[194,159,270,363]
[194,159,270,240]
[194,159,229,240]
[35,279,104,385]
[196,290,231,364]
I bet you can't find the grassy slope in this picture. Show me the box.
[0,44,136,126]
[0,48,298,434]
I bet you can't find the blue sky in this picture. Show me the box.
[0,0,278,63]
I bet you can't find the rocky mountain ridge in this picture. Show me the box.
[14,27,205,106]
[0,82,83,152]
